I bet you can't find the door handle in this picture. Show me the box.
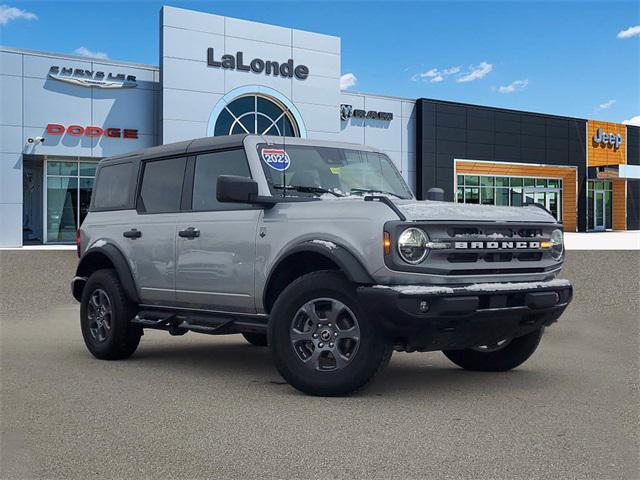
[123,228,142,239]
[178,227,200,239]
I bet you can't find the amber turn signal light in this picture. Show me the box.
[383,231,391,255]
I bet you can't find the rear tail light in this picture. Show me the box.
[76,229,82,258]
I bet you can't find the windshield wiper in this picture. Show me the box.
[350,188,404,199]
[273,184,344,197]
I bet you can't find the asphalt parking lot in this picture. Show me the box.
[1,250,638,479]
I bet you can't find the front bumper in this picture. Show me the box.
[357,279,573,352]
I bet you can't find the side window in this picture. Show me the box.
[139,157,187,213]
[93,162,134,210]
[192,149,252,211]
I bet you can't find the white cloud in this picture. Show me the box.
[0,4,37,25]
[498,79,529,94]
[456,61,493,83]
[340,73,357,90]
[73,46,109,60]
[617,25,640,39]
[623,115,640,126]
[597,99,616,110]
[411,66,460,83]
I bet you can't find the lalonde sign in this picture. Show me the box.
[206,49,309,80]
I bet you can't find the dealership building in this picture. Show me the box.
[1,5,638,247]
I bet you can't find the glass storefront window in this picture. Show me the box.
[47,161,78,176]
[509,177,523,187]
[80,162,97,177]
[480,176,494,187]
[47,177,78,242]
[45,157,98,243]
[510,188,523,207]
[465,176,479,186]
[496,188,510,206]
[464,187,479,203]
[481,187,494,205]
[455,174,562,222]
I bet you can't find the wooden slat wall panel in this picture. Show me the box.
[612,180,627,230]
[588,121,626,167]
[455,160,578,232]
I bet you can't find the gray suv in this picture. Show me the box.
[71,134,572,396]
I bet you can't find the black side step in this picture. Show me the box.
[132,309,268,336]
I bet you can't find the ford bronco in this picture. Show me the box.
[71,134,572,396]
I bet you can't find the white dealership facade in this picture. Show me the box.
[0,6,416,247]
[1,6,638,246]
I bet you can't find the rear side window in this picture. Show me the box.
[192,149,252,211]
[93,162,134,210]
[139,157,187,213]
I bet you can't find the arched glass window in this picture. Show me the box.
[213,94,300,137]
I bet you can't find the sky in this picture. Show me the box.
[1,0,639,125]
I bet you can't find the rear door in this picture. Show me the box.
[175,148,261,313]
[124,156,187,304]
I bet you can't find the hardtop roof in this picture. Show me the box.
[99,134,377,165]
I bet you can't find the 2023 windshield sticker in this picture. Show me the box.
[261,148,291,171]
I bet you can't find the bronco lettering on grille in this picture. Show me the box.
[454,241,541,250]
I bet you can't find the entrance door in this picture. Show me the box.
[594,190,606,231]
[23,159,43,243]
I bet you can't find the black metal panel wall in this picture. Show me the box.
[416,99,588,231]
[626,125,639,230]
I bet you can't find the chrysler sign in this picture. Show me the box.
[207,49,309,80]
[48,66,137,88]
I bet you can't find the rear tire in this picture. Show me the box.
[442,327,544,371]
[242,332,268,347]
[269,271,391,396]
[80,269,142,360]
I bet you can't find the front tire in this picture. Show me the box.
[442,327,544,371]
[269,271,391,396]
[80,269,142,360]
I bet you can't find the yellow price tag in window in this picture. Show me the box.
[329,167,341,174]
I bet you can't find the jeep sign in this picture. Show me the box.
[593,128,623,150]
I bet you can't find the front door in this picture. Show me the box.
[175,149,260,314]
[594,190,606,231]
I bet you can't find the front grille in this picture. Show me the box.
[422,222,557,275]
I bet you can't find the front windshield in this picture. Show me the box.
[256,144,413,199]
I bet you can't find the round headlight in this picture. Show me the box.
[397,228,429,264]
[550,229,564,260]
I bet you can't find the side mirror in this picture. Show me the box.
[216,175,276,206]
[426,187,444,201]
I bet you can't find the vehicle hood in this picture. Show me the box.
[392,199,556,223]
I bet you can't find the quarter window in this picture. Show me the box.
[93,162,133,211]
[139,157,187,213]
[192,149,252,211]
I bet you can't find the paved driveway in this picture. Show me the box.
[1,250,638,479]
